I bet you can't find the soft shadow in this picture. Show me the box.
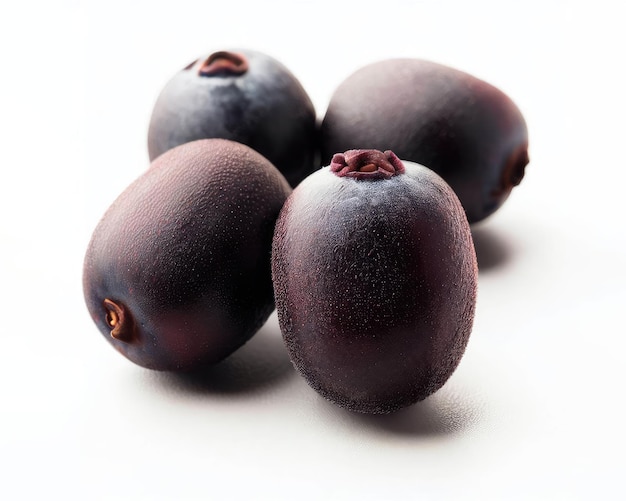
[323,385,484,438]
[149,313,296,396]
[471,224,514,272]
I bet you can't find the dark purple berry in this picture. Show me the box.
[271,149,478,414]
[83,139,291,371]
[320,59,529,223]
[148,49,317,187]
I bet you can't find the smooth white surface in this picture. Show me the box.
[1,1,625,499]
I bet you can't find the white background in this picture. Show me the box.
[1,1,625,499]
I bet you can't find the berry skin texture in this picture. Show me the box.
[271,150,478,414]
[148,49,317,187]
[320,58,529,223]
[83,139,292,371]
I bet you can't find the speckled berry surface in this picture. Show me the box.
[83,139,292,370]
[271,150,478,413]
